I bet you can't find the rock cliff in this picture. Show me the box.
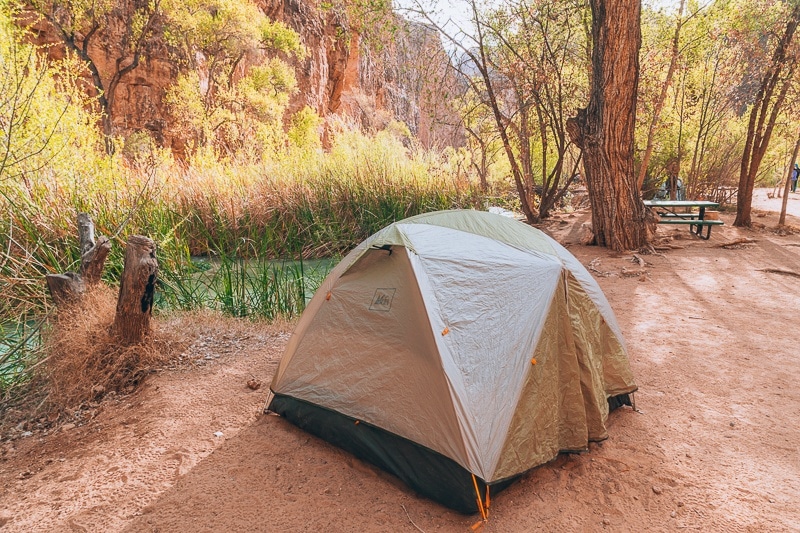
[262,0,463,147]
[27,0,462,151]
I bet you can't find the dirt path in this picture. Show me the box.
[1,191,799,532]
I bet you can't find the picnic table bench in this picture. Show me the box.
[643,200,723,240]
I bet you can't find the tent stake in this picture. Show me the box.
[471,474,488,521]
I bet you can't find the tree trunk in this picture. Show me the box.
[735,6,800,227]
[479,58,537,222]
[567,0,651,251]
[113,236,158,344]
[780,135,800,226]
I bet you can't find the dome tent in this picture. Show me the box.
[267,210,637,514]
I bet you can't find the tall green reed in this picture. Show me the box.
[157,252,332,321]
[1,319,44,402]
[1,127,508,327]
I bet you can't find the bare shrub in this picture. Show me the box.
[42,285,176,411]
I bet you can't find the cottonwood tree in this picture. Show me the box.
[28,0,163,145]
[0,19,66,181]
[734,3,800,227]
[406,0,534,221]
[636,0,756,201]
[636,0,687,192]
[162,0,308,157]
[486,0,588,219]
[635,1,732,195]
[567,0,652,250]
[1,4,100,182]
[459,97,502,190]
[681,48,744,200]
[406,0,587,222]
[677,2,749,201]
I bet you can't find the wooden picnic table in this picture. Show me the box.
[643,200,723,240]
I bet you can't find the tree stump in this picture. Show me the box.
[45,272,85,307]
[77,212,95,254]
[112,235,158,344]
[78,213,111,285]
[46,213,111,307]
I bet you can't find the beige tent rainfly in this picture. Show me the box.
[268,210,637,514]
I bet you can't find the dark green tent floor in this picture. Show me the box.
[268,392,632,514]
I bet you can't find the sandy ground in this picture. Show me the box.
[1,189,799,532]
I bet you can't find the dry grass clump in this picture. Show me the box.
[42,285,176,411]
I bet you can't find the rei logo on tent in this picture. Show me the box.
[369,288,396,311]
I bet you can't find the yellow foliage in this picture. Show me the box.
[0,5,106,183]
